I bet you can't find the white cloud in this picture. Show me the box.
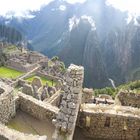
[126,13,133,24]
[107,0,140,16]
[64,0,86,4]
[0,0,55,18]
[69,15,96,31]
[81,15,96,30]
[0,0,87,18]
[107,0,140,25]
[59,5,66,11]
[69,16,80,31]
[0,0,140,19]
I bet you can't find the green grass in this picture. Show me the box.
[25,75,56,86]
[0,66,23,79]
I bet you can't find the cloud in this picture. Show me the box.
[107,0,140,25]
[81,15,96,30]
[107,0,140,16]
[1,0,139,19]
[64,0,86,4]
[69,16,80,31]
[0,0,87,18]
[69,15,96,31]
[59,5,66,11]
[0,0,54,18]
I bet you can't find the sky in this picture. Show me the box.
[0,0,86,17]
[107,0,140,16]
[0,0,139,17]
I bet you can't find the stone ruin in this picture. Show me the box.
[0,81,15,124]
[41,59,65,79]
[22,76,56,101]
[22,84,34,96]
[79,103,140,140]
[0,59,140,140]
[6,50,48,72]
[52,64,84,140]
[82,88,93,104]
[27,51,47,64]
[115,90,140,108]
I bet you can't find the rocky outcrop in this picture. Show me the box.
[83,29,108,88]
[59,18,108,88]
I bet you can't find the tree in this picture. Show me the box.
[51,56,59,62]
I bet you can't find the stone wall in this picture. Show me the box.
[36,71,61,83]
[7,59,38,72]
[115,91,140,108]
[46,90,61,107]
[82,88,93,103]
[18,92,59,120]
[0,82,16,124]
[53,64,84,140]
[78,104,140,140]
[28,51,46,64]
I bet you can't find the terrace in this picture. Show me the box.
[0,66,24,79]
[25,75,56,87]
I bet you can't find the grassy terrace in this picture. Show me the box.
[25,75,56,87]
[0,66,24,79]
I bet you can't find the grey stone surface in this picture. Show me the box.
[0,81,16,124]
[32,76,42,89]
[54,64,84,136]
[22,84,34,96]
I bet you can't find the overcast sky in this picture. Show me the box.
[0,0,139,17]
[107,0,140,16]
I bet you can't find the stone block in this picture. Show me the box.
[32,76,42,88]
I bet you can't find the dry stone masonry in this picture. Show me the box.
[18,92,59,120]
[82,88,93,103]
[53,64,84,139]
[32,76,43,88]
[0,81,16,124]
[22,76,57,101]
[6,50,47,73]
[115,91,140,108]
[79,104,140,140]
